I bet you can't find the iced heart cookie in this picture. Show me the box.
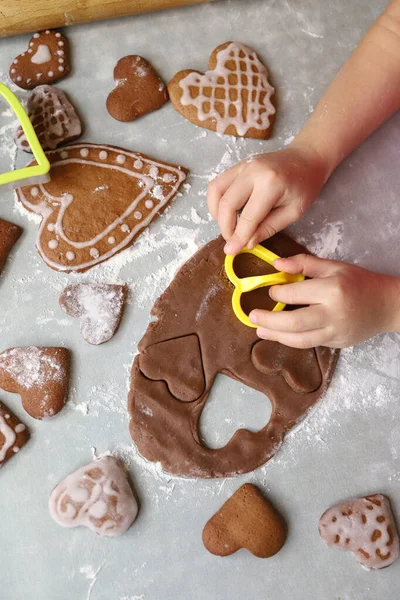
[0,218,22,276]
[0,347,70,420]
[14,85,82,152]
[16,143,188,273]
[49,455,138,537]
[0,401,29,468]
[59,283,127,345]
[9,30,70,90]
[203,483,286,557]
[168,41,275,139]
[107,56,168,122]
[319,494,399,570]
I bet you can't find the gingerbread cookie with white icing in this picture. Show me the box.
[16,143,188,273]
[0,401,29,468]
[59,283,127,345]
[14,85,82,152]
[107,56,168,122]
[49,456,138,537]
[0,347,70,420]
[9,30,70,90]
[168,41,275,139]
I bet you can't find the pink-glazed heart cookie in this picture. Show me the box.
[9,30,70,90]
[0,401,29,468]
[0,347,70,420]
[59,283,127,345]
[16,143,188,273]
[14,85,82,152]
[319,494,399,569]
[49,455,138,537]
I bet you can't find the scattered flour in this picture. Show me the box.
[294,220,344,259]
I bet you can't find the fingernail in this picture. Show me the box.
[249,311,258,325]
[257,328,268,340]
[224,241,236,255]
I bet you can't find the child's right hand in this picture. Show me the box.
[207,144,329,255]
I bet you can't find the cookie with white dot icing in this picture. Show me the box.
[49,455,138,537]
[168,41,275,139]
[9,30,70,90]
[0,401,29,468]
[14,85,82,152]
[59,283,127,345]
[15,143,188,273]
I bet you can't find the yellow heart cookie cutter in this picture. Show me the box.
[224,244,305,328]
[0,82,50,188]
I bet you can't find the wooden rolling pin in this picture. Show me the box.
[0,0,215,38]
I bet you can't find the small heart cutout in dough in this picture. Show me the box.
[319,494,400,570]
[49,455,138,537]
[0,346,70,420]
[9,30,70,90]
[168,41,275,139]
[107,55,168,122]
[59,283,127,345]
[202,483,287,558]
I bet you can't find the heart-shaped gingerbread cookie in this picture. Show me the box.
[16,143,187,272]
[59,283,127,345]
[49,455,138,537]
[0,218,22,277]
[14,85,82,152]
[319,494,399,569]
[107,56,168,122]
[0,346,70,420]
[9,30,70,90]
[202,483,287,557]
[168,41,275,139]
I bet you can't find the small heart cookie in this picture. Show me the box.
[202,483,287,558]
[0,346,70,420]
[49,455,138,537]
[15,85,82,152]
[59,283,127,345]
[0,401,29,468]
[319,494,400,569]
[107,55,169,122]
[168,41,275,139]
[9,30,70,90]
[0,218,22,276]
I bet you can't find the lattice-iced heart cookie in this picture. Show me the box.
[0,218,22,277]
[49,456,138,537]
[0,347,70,420]
[9,30,70,90]
[15,85,82,152]
[168,41,275,139]
[0,401,29,468]
[319,494,399,569]
[60,283,127,345]
[16,143,188,273]
[107,56,168,122]
[202,483,287,557]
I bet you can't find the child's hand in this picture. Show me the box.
[249,254,400,349]
[207,144,328,256]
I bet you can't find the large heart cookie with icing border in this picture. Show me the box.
[16,143,188,273]
[168,41,275,139]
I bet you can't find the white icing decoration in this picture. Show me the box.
[149,165,159,179]
[90,248,100,258]
[33,33,40,38]
[47,223,55,232]
[10,68,16,74]
[99,151,108,160]
[178,42,275,136]
[48,239,58,249]
[15,424,26,433]
[133,159,143,169]
[162,173,176,183]
[80,148,89,158]
[13,59,18,64]
[31,44,52,65]
[0,415,16,462]
[142,176,154,189]
[116,154,126,165]
[151,185,165,201]
[58,66,64,72]
[31,187,39,197]
[13,447,19,453]
[108,236,116,245]
[55,33,61,37]
[16,76,22,82]
[145,200,154,210]
[4,415,9,419]
[48,456,138,537]
[58,58,64,63]
[58,41,64,46]
[48,71,54,77]
[134,211,142,220]
[57,50,64,56]
[45,30,50,34]
[17,144,186,272]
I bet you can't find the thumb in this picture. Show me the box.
[274,254,336,279]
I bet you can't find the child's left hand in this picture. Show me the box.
[249,254,400,348]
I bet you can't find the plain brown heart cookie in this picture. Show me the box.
[319,494,400,569]
[107,56,168,122]
[14,85,82,152]
[168,41,275,139]
[202,483,287,557]
[0,218,22,276]
[0,401,30,468]
[0,347,70,420]
[9,30,70,90]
